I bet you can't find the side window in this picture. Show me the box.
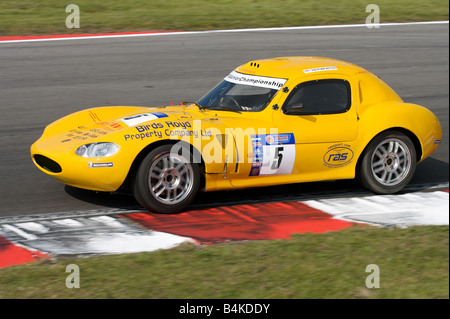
[282,79,351,115]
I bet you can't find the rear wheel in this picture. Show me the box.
[133,144,200,213]
[358,131,416,194]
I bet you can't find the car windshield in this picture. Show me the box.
[197,71,287,112]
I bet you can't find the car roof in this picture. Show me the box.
[235,56,368,80]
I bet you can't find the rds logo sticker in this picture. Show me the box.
[323,144,354,168]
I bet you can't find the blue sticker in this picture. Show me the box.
[151,112,169,119]
[120,112,169,127]
[249,133,296,176]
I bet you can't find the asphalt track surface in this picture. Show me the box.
[0,23,448,217]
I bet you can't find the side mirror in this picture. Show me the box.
[285,104,304,115]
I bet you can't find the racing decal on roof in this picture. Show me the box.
[225,71,287,90]
[118,112,168,127]
[303,66,338,74]
[249,133,295,176]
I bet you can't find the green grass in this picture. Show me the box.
[0,0,448,36]
[0,225,448,299]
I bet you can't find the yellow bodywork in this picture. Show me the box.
[31,57,442,193]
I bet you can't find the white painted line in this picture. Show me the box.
[0,21,448,44]
[305,190,449,227]
[88,215,126,228]
[0,208,144,225]
[51,218,84,227]
[83,231,195,255]
[2,224,38,240]
[14,222,49,234]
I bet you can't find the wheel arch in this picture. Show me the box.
[355,127,422,178]
[118,139,206,193]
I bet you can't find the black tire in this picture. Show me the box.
[133,144,200,213]
[358,131,417,194]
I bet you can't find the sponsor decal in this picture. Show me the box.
[303,66,338,74]
[249,133,296,176]
[225,71,287,90]
[64,126,112,141]
[119,112,168,127]
[434,139,441,144]
[109,122,123,129]
[123,121,203,141]
[124,131,163,141]
[88,110,101,122]
[165,129,210,139]
[88,162,113,168]
[323,143,354,168]
[265,135,275,144]
[249,167,260,176]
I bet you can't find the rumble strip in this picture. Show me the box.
[0,185,448,268]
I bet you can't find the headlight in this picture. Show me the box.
[75,142,120,158]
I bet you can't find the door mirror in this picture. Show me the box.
[285,104,304,115]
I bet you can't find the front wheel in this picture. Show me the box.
[133,144,200,213]
[358,131,417,194]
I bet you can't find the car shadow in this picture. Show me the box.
[64,186,140,210]
[64,157,448,213]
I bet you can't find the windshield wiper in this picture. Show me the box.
[182,101,212,112]
[200,106,241,114]
[182,101,201,108]
[217,107,241,114]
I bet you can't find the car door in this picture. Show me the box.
[271,74,359,181]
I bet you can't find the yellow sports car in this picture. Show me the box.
[31,57,442,213]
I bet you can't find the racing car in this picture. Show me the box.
[31,56,442,213]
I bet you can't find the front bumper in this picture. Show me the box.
[30,142,130,192]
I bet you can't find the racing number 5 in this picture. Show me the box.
[271,147,284,170]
